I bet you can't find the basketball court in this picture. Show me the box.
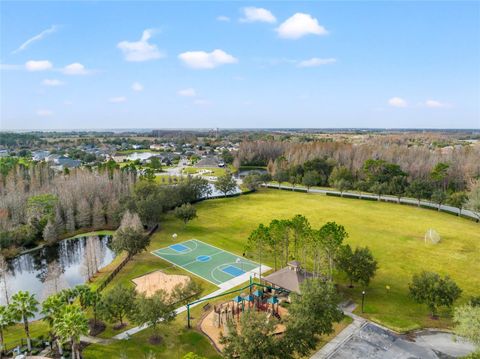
[151,239,261,285]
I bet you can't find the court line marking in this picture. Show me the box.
[190,239,258,266]
[150,250,220,286]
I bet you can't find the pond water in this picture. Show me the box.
[238,169,267,178]
[206,183,242,197]
[124,152,156,161]
[1,235,115,306]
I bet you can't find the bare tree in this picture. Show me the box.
[0,255,10,305]
[92,197,106,229]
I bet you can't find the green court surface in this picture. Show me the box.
[151,239,260,285]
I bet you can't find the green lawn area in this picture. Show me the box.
[182,166,227,177]
[8,189,479,357]
[147,189,479,332]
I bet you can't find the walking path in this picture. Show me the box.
[263,184,479,221]
[113,265,270,340]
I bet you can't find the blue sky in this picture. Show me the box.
[1,1,479,129]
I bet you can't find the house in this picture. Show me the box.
[262,261,314,294]
[195,156,220,168]
[0,149,9,158]
[32,150,50,161]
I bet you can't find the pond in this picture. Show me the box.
[115,152,158,162]
[1,234,115,306]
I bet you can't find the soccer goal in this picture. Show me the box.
[424,229,441,244]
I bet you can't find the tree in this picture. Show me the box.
[454,303,480,347]
[302,171,320,192]
[447,192,468,216]
[10,291,39,351]
[388,175,409,202]
[0,305,14,356]
[53,304,89,359]
[131,290,176,343]
[430,162,450,191]
[268,219,288,270]
[273,169,289,189]
[174,203,197,227]
[41,293,66,355]
[92,197,106,229]
[289,214,310,262]
[65,207,76,233]
[43,219,57,245]
[132,181,163,227]
[112,211,149,257]
[338,245,378,288]
[148,156,162,171]
[214,172,237,197]
[246,224,270,281]
[431,190,447,211]
[282,279,343,358]
[466,180,480,221]
[76,198,91,229]
[318,222,348,281]
[54,205,65,237]
[370,182,389,200]
[409,271,462,318]
[0,256,9,305]
[407,179,433,206]
[329,166,354,196]
[183,353,208,359]
[220,311,279,359]
[243,171,264,191]
[100,285,136,328]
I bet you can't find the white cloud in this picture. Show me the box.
[425,99,450,108]
[298,58,336,67]
[64,100,73,106]
[25,60,53,71]
[109,96,127,103]
[178,88,196,97]
[132,82,144,92]
[240,7,276,23]
[117,29,163,62]
[388,97,408,108]
[217,15,231,22]
[36,109,53,117]
[178,49,238,69]
[276,13,328,39]
[62,63,89,75]
[13,25,58,54]
[42,79,64,86]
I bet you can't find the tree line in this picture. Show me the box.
[0,161,212,253]
[244,157,480,218]
[236,139,480,191]
[0,278,201,358]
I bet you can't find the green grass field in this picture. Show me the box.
[7,189,479,357]
[144,189,479,332]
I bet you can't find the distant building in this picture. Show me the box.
[32,150,50,161]
[0,149,9,158]
[195,157,220,168]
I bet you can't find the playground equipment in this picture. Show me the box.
[186,276,289,328]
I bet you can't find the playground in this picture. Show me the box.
[198,283,290,350]
[151,239,261,286]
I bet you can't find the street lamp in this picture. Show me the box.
[361,290,366,313]
[236,258,244,273]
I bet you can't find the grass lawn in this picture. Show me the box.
[9,189,479,357]
[182,166,227,177]
[4,321,50,351]
[148,189,479,332]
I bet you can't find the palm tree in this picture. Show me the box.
[10,291,38,352]
[41,294,66,356]
[0,305,14,356]
[53,305,88,359]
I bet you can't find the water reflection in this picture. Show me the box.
[1,235,114,306]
